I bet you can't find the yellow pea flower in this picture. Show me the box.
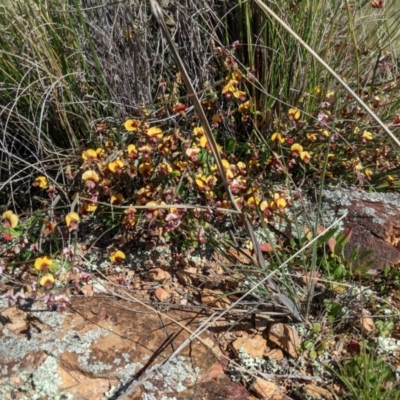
[82,170,100,187]
[300,151,311,163]
[2,210,18,229]
[110,250,126,264]
[108,158,125,173]
[124,119,141,132]
[271,132,285,144]
[138,163,154,175]
[146,127,163,139]
[39,273,55,288]
[127,144,138,158]
[33,176,48,189]
[111,192,124,205]
[34,256,53,272]
[362,130,373,141]
[82,202,97,213]
[291,143,304,155]
[193,127,205,137]
[288,108,301,120]
[82,149,98,161]
[364,168,373,179]
[65,212,80,230]
[306,133,317,142]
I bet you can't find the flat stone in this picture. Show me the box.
[232,336,267,358]
[0,296,251,399]
[1,307,27,334]
[253,378,283,399]
[267,323,301,358]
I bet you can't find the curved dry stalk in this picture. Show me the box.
[148,0,237,211]
[175,213,347,343]
[78,245,330,400]
[78,197,241,214]
[150,0,303,321]
[148,0,302,322]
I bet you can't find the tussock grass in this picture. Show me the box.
[0,0,223,207]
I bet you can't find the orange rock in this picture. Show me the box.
[265,348,284,360]
[148,268,171,282]
[267,323,301,358]
[232,336,267,359]
[252,378,283,399]
[154,287,171,302]
[303,383,333,399]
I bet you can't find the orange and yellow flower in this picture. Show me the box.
[33,176,48,189]
[146,126,163,139]
[249,159,260,170]
[110,250,126,264]
[233,90,246,100]
[247,196,261,207]
[34,256,53,272]
[145,201,161,219]
[306,133,317,142]
[364,168,373,180]
[300,151,311,163]
[39,273,55,288]
[173,161,187,172]
[82,148,104,162]
[362,130,373,141]
[198,136,222,152]
[42,219,56,236]
[138,162,154,175]
[127,144,138,159]
[387,175,396,184]
[108,158,125,173]
[271,132,285,144]
[195,174,217,191]
[82,170,100,188]
[238,101,251,113]
[122,207,137,228]
[193,127,205,137]
[124,119,141,132]
[222,79,238,95]
[273,193,287,210]
[82,201,97,213]
[291,143,304,155]
[65,212,80,230]
[157,162,173,175]
[288,108,301,120]
[111,192,124,205]
[2,210,18,229]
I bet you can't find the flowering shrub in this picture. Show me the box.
[0,39,399,313]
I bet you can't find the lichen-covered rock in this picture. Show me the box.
[0,297,243,400]
[323,190,400,272]
[271,189,400,273]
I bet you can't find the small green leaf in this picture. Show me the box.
[49,260,60,273]
[304,341,314,350]
[225,138,237,153]
[198,148,208,164]
[316,342,327,353]
[312,322,322,333]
